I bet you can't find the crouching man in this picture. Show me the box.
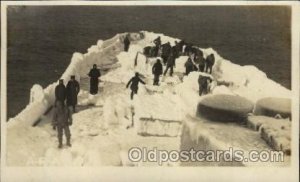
[198,75,213,96]
[52,101,73,149]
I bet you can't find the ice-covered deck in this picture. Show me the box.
[6,31,292,166]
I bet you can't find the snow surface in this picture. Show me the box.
[7,31,292,166]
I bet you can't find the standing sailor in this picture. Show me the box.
[66,75,80,113]
[205,54,215,74]
[198,55,206,72]
[55,79,66,106]
[153,36,162,57]
[124,34,130,52]
[52,101,72,149]
[163,51,176,77]
[152,59,163,86]
[161,42,171,65]
[88,64,101,95]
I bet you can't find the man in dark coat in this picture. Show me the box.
[153,36,162,57]
[173,41,181,58]
[198,55,206,72]
[52,101,72,148]
[184,43,193,55]
[153,36,161,47]
[123,34,130,52]
[88,64,101,95]
[184,57,195,76]
[205,54,215,74]
[55,79,66,106]
[163,51,176,76]
[161,42,171,65]
[152,59,163,85]
[126,72,146,100]
[66,75,80,113]
[178,40,185,53]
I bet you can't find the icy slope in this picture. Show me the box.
[7,31,291,166]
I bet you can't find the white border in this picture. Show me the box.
[291,3,300,171]
[1,1,8,178]
[1,1,299,181]
[1,1,300,6]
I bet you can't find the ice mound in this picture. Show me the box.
[134,92,183,137]
[202,47,291,103]
[254,97,291,119]
[30,84,45,103]
[103,94,132,128]
[196,94,254,122]
[8,87,49,126]
[101,47,152,84]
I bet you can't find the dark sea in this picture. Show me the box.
[7,6,291,118]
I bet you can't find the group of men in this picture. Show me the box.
[184,53,215,76]
[51,34,215,148]
[53,75,80,148]
[55,76,80,113]
[53,64,101,148]
[148,36,182,87]
[125,36,216,100]
[150,36,216,95]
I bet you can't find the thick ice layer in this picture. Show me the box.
[138,119,182,137]
[134,92,183,137]
[135,93,183,121]
[247,115,291,154]
[181,116,289,166]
